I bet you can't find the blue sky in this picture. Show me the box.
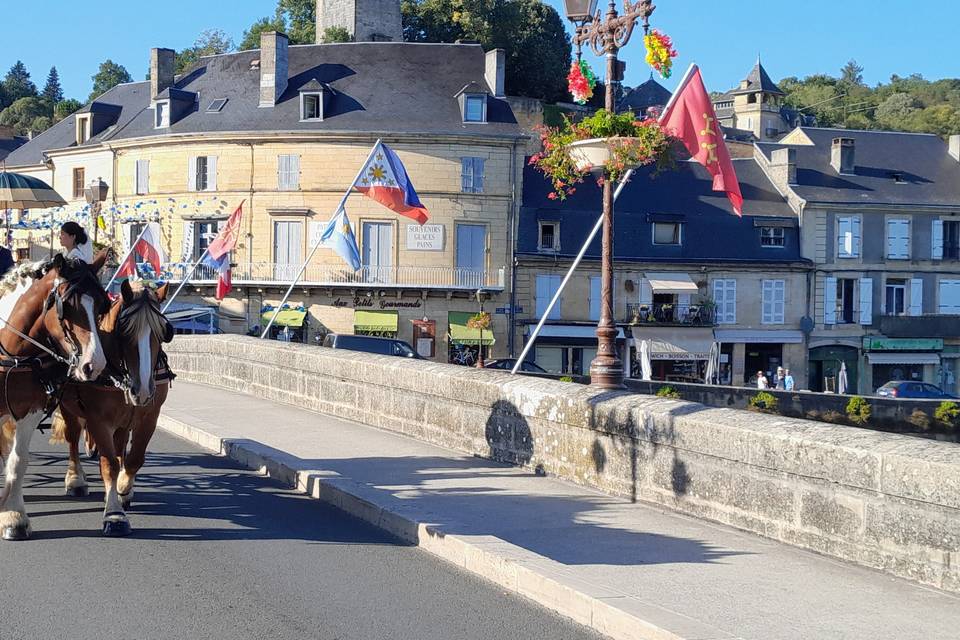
[3,1,959,101]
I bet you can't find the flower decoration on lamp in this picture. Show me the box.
[567,59,597,105]
[644,29,678,79]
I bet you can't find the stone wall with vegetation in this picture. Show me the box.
[166,335,960,593]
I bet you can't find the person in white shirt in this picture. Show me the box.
[59,221,94,264]
[756,371,768,389]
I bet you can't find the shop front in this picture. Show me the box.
[447,311,496,366]
[630,327,714,382]
[862,337,943,392]
[713,329,805,388]
[808,344,859,393]
[940,345,960,396]
[260,306,308,342]
[353,310,398,338]
[526,325,626,377]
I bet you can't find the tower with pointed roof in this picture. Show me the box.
[713,58,790,141]
[315,0,402,43]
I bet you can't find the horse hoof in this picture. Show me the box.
[2,524,31,541]
[66,485,89,498]
[102,514,131,538]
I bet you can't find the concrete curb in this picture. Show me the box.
[157,413,697,640]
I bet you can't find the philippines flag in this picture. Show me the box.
[202,252,232,300]
[117,222,167,278]
[353,141,429,224]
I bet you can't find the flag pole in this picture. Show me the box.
[658,63,697,121]
[162,247,209,314]
[511,171,634,375]
[260,140,382,340]
[104,225,149,291]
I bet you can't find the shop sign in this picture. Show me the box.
[862,337,943,351]
[407,224,444,251]
[333,297,423,310]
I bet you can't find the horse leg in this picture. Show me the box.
[119,421,155,510]
[0,411,43,541]
[92,428,131,537]
[62,413,89,497]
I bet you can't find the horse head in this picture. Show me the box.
[102,280,171,406]
[39,252,111,382]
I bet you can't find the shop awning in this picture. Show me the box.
[527,325,625,340]
[644,272,699,294]
[866,353,940,365]
[448,311,495,346]
[631,327,714,360]
[354,310,399,333]
[713,329,805,344]
[260,309,307,327]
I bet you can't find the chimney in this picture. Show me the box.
[150,48,175,100]
[831,137,855,174]
[259,31,289,108]
[484,49,506,98]
[950,135,960,162]
[771,147,797,186]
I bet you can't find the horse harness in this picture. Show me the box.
[100,292,176,397]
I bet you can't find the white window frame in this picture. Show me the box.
[300,92,323,122]
[652,222,682,246]
[460,157,485,194]
[886,218,911,260]
[837,215,861,258]
[188,155,217,192]
[278,154,300,191]
[760,226,785,247]
[884,279,907,316]
[761,279,785,325]
[712,279,736,324]
[463,94,487,123]
[75,115,91,144]
[135,159,149,195]
[538,221,559,252]
[154,101,170,129]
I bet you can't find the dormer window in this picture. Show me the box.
[301,92,323,121]
[155,101,170,129]
[75,115,91,144]
[464,94,486,123]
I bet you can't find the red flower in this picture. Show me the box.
[547,192,558,200]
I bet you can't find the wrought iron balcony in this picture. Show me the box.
[163,262,506,290]
[625,302,715,326]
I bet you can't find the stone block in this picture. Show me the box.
[799,490,864,539]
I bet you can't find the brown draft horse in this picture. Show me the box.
[0,253,110,540]
[55,279,173,536]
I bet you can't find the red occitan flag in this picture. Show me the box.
[659,65,743,216]
[207,201,244,261]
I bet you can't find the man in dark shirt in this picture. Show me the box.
[0,246,14,278]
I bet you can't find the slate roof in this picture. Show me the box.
[618,78,672,115]
[756,128,960,207]
[519,159,805,264]
[4,42,522,168]
[731,60,784,96]
[0,135,27,162]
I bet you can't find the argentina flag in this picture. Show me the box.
[320,206,362,271]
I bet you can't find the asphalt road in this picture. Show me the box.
[0,429,605,640]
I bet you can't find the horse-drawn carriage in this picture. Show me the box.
[0,250,174,540]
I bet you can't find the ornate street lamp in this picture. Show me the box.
[84,176,109,245]
[562,0,656,389]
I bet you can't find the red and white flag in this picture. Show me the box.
[659,65,743,216]
[117,222,167,278]
[207,201,244,260]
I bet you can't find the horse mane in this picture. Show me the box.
[119,284,167,339]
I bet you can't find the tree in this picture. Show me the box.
[840,59,864,87]
[321,26,353,43]
[402,0,571,102]
[0,97,52,135]
[240,16,287,50]
[42,66,64,103]
[278,0,316,44]
[90,60,133,101]
[0,83,8,112]
[3,61,38,104]
[54,98,84,123]
[876,93,919,129]
[175,29,236,74]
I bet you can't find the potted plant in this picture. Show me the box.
[530,109,674,200]
[467,311,492,368]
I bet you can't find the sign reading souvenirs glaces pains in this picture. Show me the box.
[407,224,444,251]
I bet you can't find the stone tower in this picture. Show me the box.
[315,0,403,43]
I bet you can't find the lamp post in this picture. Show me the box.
[563,0,655,389]
[84,176,109,246]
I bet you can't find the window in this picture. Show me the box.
[455,224,487,287]
[76,115,90,144]
[886,218,910,259]
[944,221,960,260]
[193,220,220,261]
[837,215,861,258]
[135,159,149,195]
[206,98,227,113]
[301,93,322,121]
[836,278,856,324]
[761,279,785,324]
[885,279,906,316]
[939,280,960,315]
[538,222,558,251]
[653,222,681,245]
[460,157,485,193]
[536,274,562,320]
[589,276,601,321]
[713,279,736,324]
[155,101,169,128]
[535,346,594,376]
[760,227,785,247]
[278,154,300,191]
[464,95,486,123]
[126,222,146,253]
[189,156,216,192]
[72,167,85,199]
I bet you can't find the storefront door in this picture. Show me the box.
[745,343,783,386]
[362,222,393,283]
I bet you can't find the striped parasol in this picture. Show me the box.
[0,170,66,209]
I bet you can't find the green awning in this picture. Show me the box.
[448,311,496,346]
[354,310,398,333]
[261,309,307,327]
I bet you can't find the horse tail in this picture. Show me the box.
[48,409,68,445]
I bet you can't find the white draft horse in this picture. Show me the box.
[55,279,173,536]
[0,254,109,540]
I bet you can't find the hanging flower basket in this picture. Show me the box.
[644,29,678,79]
[530,110,675,200]
[567,59,597,105]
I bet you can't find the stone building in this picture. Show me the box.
[515,159,812,386]
[3,18,525,364]
[712,59,814,142]
[757,128,960,394]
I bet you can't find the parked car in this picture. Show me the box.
[875,381,957,399]
[322,334,422,359]
[484,359,548,374]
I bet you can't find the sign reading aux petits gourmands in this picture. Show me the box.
[333,297,423,309]
[407,224,444,251]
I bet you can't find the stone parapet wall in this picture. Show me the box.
[166,335,960,593]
